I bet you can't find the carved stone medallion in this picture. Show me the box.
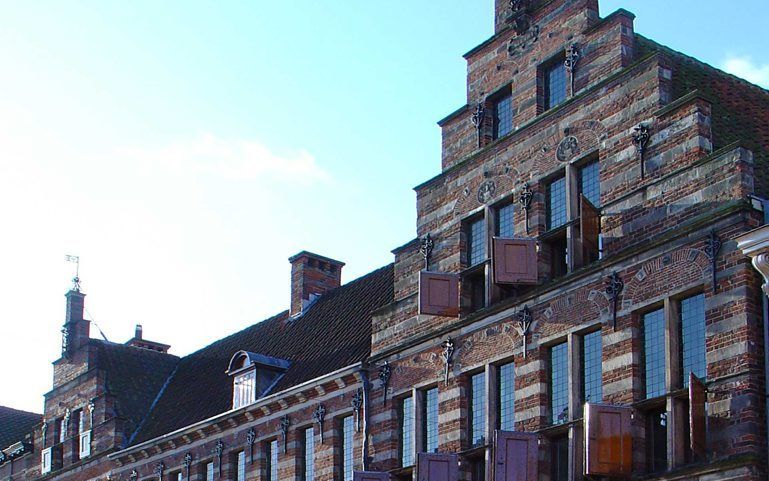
[556,136,580,162]
[477,180,497,204]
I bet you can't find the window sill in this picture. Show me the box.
[457,444,488,460]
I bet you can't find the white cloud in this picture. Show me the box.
[722,56,769,88]
[117,133,330,184]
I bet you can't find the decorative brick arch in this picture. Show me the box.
[623,248,710,308]
[529,118,609,169]
[543,286,606,327]
[452,160,522,219]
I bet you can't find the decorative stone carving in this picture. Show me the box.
[477,180,497,204]
[556,135,580,162]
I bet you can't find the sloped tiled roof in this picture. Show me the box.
[637,35,769,197]
[131,264,394,445]
[0,406,41,450]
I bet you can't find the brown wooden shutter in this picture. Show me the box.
[689,372,707,460]
[580,194,600,264]
[492,237,538,285]
[494,430,538,481]
[419,271,460,317]
[353,472,390,481]
[584,403,632,477]
[417,453,459,481]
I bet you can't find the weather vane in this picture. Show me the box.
[65,255,81,291]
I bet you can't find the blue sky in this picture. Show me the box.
[1,1,767,413]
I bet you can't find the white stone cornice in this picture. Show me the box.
[735,225,769,296]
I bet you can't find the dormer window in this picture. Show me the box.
[227,351,291,409]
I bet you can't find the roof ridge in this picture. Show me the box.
[0,405,42,417]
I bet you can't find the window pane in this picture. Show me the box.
[547,177,567,230]
[582,331,603,403]
[343,416,354,481]
[269,440,279,481]
[681,294,706,384]
[304,427,315,481]
[551,434,569,481]
[234,370,256,408]
[400,397,414,467]
[424,388,439,453]
[646,408,667,473]
[493,94,513,139]
[206,462,214,481]
[499,362,515,431]
[469,217,487,266]
[496,203,515,238]
[237,451,246,481]
[579,160,600,207]
[470,372,486,446]
[644,309,667,398]
[546,62,567,109]
[550,343,568,424]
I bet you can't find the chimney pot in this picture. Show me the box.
[288,251,345,317]
[135,324,143,340]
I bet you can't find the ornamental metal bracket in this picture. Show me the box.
[280,415,290,454]
[420,233,434,270]
[129,470,138,481]
[516,305,533,358]
[246,428,257,464]
[183,453,193,481]
[313,404,326,443]
[351,388,363,432]
[471,101,486,148]
[519,183,534,233]
[379,361,391,406]
[605,272,624,330]
[88,399,96,428]
[154,462,165,481]
[41,419,48,446]
[564,43,581,96]
[441,337,455,384]
[704,230,723,293]
[632,124,652,179]
[214,440,224,477]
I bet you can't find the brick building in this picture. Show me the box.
[2,0,769,480]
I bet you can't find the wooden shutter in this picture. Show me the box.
[494,430,538,481]
[492,237,538,285]
[417,453,459,481]
[419,271,460,317]
[689,372,707,460]
[353,472,390,481]
[580,194,600,264]
[584,403,632,477]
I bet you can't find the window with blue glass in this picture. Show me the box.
[236,451,246,481]
[342,416,354,481]
[423,387,439,453]
[268,439,279,481]
[495,203,516,238]
[547,176,567,230]
[545,60,567,110]
[400,396,414,467]
[579,160,600,207]
[498,362,515,431]
[550,343,569,424]
[303,427,315,481]
[582,330,602,403]
[470,372,487,446]
[680,294,706,384]
[492,93,514,139]
[468,217,487,266]
[643,308,667,398]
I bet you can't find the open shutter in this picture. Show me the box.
[492,237,538,285]
[580,194,600,264]
[584,403,632,477]
[494,430,538,481]
[689,372,707,460]
[419,271,460,317]
[353,472,390,481]
[417,453,459,481]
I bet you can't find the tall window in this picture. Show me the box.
[643,309,666,399]
[579,160,600,207]
[423,387,439,453]
[269,439,279,481]
[495,203,515,238]
[233,370,256,409]
[547,176,568,230]
[646,408,667,473]
[545,61,567,110]
[680,294,706,383]
[468,217,487,266]
[400,397,414,467]
[342,416,354,481]
[303,427,315,481]
[470,372,486,447]
[582,331,603,403]
[236,451,246,481]
[492,93,514,139]
[498,362,515,431]
[551,435,569,481]
[205,462,214,481]
[550,343,569,424]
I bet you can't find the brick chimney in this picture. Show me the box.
[63,289,90,354]
[125,323,171,353]
[289,251,344,317]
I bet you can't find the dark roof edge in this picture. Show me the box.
[437,104,469,127]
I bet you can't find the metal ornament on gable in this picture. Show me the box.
[605,271,624,330]
[704,230,722,293]
[518,183,534,233]
[632,124,652,179]
[378,361,392,406]
[515,305,533,358]
[313,404,326,443]
[441,337,455,384]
